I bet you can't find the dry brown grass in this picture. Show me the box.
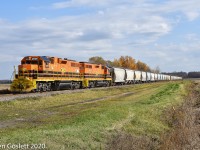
[0,84,10,94]
[106,132,160,150]
[159,82,200,150]
[0,84,10,90]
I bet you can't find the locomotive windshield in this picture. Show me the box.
[22,60,39,64]
[22,60,38,65]
[21,57,44,65]
[22,58,39,64]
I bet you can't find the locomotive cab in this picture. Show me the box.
[17,56,55,79]
[18,56,42,78]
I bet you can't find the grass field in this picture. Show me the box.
[0,81,189,149]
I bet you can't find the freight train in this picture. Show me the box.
[10,56,182,92]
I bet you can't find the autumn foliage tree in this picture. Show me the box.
[136,60,150,71]
[88,55,152,72]
[112,58,121,67]
[89,56,106,65]
[121,56,137,69]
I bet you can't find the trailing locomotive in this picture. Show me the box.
[10,56,182,92]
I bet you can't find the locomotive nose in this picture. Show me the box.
[19,64,38,71]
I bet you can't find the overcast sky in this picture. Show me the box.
[0,0,200,79]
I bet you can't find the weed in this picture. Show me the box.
[159,81,200,150]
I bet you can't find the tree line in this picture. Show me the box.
[89,56,200,78]
[89,56,160,73]
[163,72,200,78]
[0,80,11,84]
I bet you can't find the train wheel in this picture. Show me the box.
[42,83,47,92]
[70,83,75,90]
[106,81,110,87]
[89,82,95,88]
[74,82,81,89]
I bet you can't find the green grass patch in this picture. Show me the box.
[0,81,188,149]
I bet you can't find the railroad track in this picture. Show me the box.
[0,82,166,102]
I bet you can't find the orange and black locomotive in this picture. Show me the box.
[11,56,112,92]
